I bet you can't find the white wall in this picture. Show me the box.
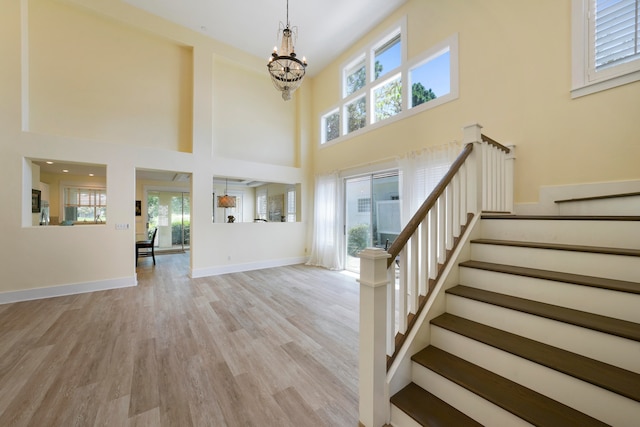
[0,0,307,301]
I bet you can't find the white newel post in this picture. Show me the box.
[463,123,484,214]
[359,247,391,427]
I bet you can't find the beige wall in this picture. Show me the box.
[0,0,306,297]
[309,0,640,204]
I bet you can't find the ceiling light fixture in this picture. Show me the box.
[267,0,307,101]
[217,178,236,208]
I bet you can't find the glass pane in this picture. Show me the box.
[410,49,450,108]
[345,57,366,96]
[374,33,401,80]
[345,176,371,273]
[345,96,366,134]
[322,110,340,143]
[373,75,402,123]
[372,172,400,249]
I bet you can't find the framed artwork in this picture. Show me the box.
[135,200,142,216]
[31,189,41,213]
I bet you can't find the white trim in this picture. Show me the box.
[0,276,137,305]
[190,256,308,278]
[571,0,640,98]
[321,32,459,147]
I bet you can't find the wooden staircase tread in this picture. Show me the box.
[412,346,610,427]
[446,285,640,342]
[480,214,640,221]
[390,382,483,426]
[459,260,640,294]
[470,238,640,257]
[431,313,640,402]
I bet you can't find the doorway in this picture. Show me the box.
[345,171,400,273]
[147,191,190,252]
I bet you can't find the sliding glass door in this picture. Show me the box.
[345,171,400,273]
[147,191,190,252]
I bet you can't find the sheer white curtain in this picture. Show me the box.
[398,141,461,225]
[307,172,344,270]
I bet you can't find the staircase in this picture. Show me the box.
[389,215,640,426]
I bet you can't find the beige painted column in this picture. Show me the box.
[359,247,391,427]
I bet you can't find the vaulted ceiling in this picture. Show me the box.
[122,0,407,74]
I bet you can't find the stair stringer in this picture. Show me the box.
[386,213,482,400]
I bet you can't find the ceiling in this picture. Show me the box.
[122,0,407,74]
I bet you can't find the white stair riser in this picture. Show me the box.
[459,267,640,323]
[431,326,640,426]
[470,244,640,282]
[390,405,422,427]
[480,219,640,250]
[446,294,640,373]
[411,363,532,427]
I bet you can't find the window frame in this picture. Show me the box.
[571,0,640,98]
[62,184,107,224]
[320,26,458,146]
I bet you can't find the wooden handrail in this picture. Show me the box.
[386,143,474,268]
[481,134,510,153]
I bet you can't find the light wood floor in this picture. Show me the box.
[0,253,360,426]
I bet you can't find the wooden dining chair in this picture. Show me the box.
[136,228,157,266]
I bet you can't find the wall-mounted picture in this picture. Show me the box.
[31,189,41,213]
[135,200,141,216]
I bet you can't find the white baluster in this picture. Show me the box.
[386,266,395,357]
[398,247,408,334]
[419,216,428,296]
[410,233,419,313]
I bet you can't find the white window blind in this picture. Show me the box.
[594,0,640,71]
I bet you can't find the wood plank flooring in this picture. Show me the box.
[0,253,360,426]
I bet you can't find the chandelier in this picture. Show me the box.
[267,0,307,101]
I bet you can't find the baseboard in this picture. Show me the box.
[191,256,309,278]
[0,276,137,305]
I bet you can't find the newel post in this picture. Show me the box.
[463,123,484,214]
[358,247,392,427]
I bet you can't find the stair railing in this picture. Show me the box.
[358,123,514,427]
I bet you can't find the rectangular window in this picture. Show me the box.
[374,33,401,80]
[572,0,640,97]
[320,18,458,145]
[373,74,402,122]
[410,49,450,108]
[322,109,340,143]
[64,186,107,223]
[358,197,371,213]
[593,0,639,72]
[256,191,267,220]
[344,55,366,97]
[286,188,296,222]
[345,95,367,134]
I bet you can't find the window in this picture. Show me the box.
[358,197,371,212]
[286,188,296,222]
[410,48,450,108]
[345,95,367,134]
[63,186,107,223]
[256,191,267,220]
[322,109,340,143]
[572,0,640,97]
[344,55,366,97]
[319,21,458,145]
[373,73,402,122]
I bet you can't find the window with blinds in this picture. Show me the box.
[64,186,107,223]
[594,0,640,71]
